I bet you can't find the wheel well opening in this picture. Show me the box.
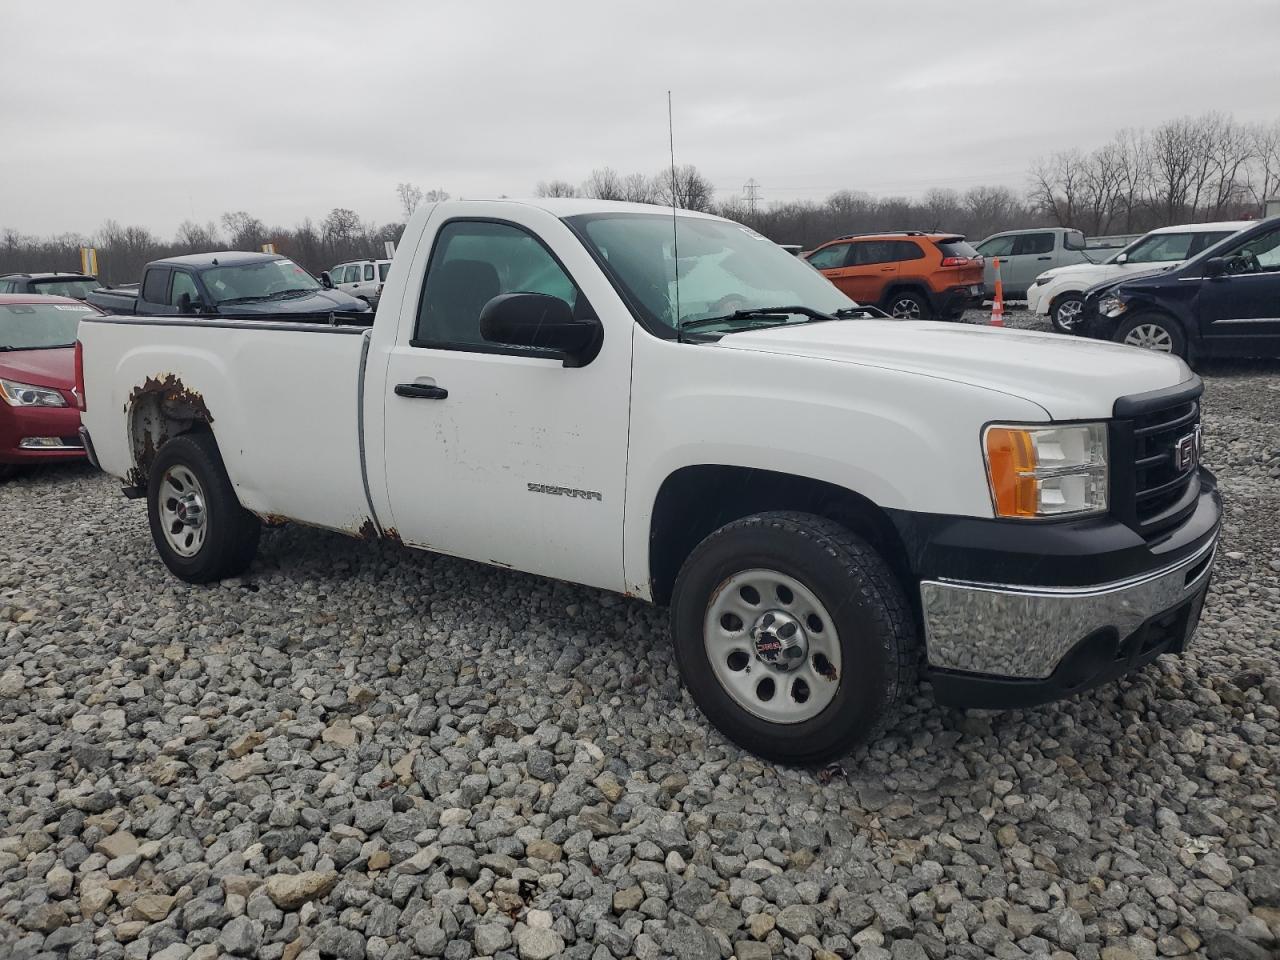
[648,465,914,607]
[126,375,214,488]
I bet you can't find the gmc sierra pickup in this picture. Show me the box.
[76,199,1222,764]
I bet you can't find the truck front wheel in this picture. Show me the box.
[670,511,915,764]
[147,433,260,583]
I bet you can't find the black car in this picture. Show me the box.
[1080,215,1280,360]
[0,272,99,300]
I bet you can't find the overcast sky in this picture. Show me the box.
[3,0,1279,238]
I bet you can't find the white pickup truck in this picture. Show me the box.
[76,199,1222,763]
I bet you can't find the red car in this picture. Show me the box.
[0,293,102,479]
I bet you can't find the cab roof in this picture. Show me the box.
[151,251,284,269]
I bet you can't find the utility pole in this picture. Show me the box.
[743,178,761,218]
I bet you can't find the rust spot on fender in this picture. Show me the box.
[255,513,290,528]
[127,374,214,424]
[382,527,402,546]
[355,518,378,540]
[127,374,215,485]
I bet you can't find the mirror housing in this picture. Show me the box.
[1064,231,1087,251]
[479,293,601,366]
[1203,256,1229,278]
[320,271,334,289]
[1114,252,1128,265]
[176,292,195,314]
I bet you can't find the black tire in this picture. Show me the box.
[147,433,260,583]
[670,511,916,765]
[1112,312,1187,358]
[882,290,931,322]
[1049,293,1086,334]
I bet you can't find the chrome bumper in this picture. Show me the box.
[920,536,1217,680]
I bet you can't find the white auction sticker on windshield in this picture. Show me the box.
[738,227,768,240]
[53,305,89,310]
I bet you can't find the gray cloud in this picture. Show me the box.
[3,0,1278,236]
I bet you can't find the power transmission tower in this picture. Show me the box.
[743,178,761,218]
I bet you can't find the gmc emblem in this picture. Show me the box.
[1174,432,1197,472]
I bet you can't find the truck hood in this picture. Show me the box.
[0,346,75,391]
[218,289,369,316]
[715,320,1190,420]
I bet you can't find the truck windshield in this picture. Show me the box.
[566,212,852,336]
[200,258,321,304]
[0,302,96,350]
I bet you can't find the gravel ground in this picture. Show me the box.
[2,313,1278,960]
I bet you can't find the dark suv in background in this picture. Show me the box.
[1080,216,1280,360]
[0,273,99,300]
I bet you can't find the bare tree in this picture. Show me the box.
[220,211,267,251]
[620,172,658,204]
[175,220,221,252]
[423,189,451,203]
[1251,120,1280,207]
[582,167,624,200]
[536,180,579,198]
[396,182,424,220]
[654,164,714,211]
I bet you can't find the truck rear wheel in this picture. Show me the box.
[670,511,915,764]
[147,433,260,583]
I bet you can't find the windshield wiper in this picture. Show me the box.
[680,305,837,334]
[270,288,318,298]
[833,305,888,319]
[217,295,275,305]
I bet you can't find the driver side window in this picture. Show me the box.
[414,220,579,349]
[806,243,849,270]
[170,272,199,307]
[1230,228,1280,273]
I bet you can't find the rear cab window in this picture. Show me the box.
[141,268,171,304]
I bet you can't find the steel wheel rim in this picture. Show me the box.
[703,568,842,724]
[1123,323,1173,352]
[1055,299,1083,329]
[158,465,208,557]
[890,298,921,320]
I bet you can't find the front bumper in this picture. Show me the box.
[1025,283,1050,315]
[891,473,1221,708]
[0,404,85,465]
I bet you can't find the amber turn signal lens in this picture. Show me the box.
[985,427,1039,518]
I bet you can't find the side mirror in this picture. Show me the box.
[1115,253,1128,265]
[1203,257,1229,278]
[479,293,601,366]
[176,292,203,314]
[320,271,334,289]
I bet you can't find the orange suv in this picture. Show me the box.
[804,231,985,320]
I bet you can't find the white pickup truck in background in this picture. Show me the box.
[76,199,1222,763]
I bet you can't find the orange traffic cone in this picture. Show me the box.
[990,257,1005,327]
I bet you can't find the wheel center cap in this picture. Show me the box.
[750,609,808,670]
[176,492,204,528]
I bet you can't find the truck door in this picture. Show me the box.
[138,267,175,315]
[377,213,632,593]
[1004,232,1056,296]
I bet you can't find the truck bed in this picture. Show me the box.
[79,315,376,536]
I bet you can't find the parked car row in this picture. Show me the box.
[1078,215,1280,360]
[327,258,392,308]
[1027,221,1251,332]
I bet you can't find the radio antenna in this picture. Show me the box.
[668,90,682,337]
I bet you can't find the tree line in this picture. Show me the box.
[3,111,1276,283]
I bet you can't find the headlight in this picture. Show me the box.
[1033,273,1055,287]
[1098,294,1128,318]
[0,378,68,408]
[984,423,1107,518]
